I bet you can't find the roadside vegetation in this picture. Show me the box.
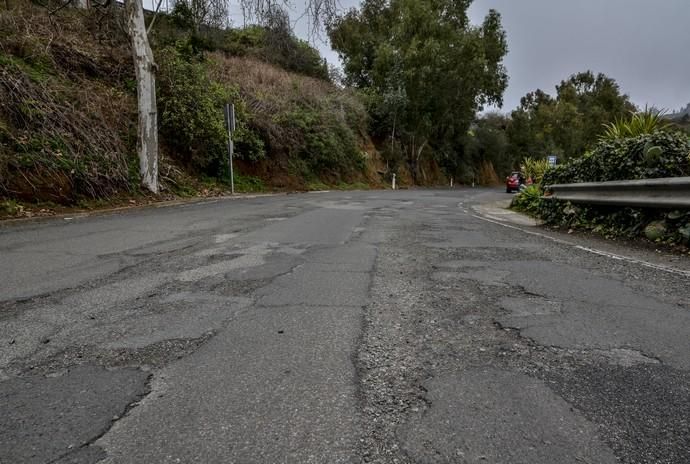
[0,0,379,216]
[1,0,689,235]
[0,0,515,216]
[328,0,509,186]
[511,110,690,247]
[450,71,649,187]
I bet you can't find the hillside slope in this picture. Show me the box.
[0,2,384,210]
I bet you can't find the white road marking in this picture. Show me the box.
[471,214,690,278]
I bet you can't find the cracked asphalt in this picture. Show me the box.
[1,189,688,463]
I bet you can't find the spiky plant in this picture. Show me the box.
[520,157,551,184]
[600,107,671,141]
[511,184,543,215]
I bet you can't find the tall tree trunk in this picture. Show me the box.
[415,140,427,163]
[408,138,427,185]
[125,0,159,193]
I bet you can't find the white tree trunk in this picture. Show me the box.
[126,0,159,193]
[73,0,89,8]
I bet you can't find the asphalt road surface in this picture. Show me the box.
[1,189,689,464]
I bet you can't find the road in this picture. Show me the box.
[1,188,689,464]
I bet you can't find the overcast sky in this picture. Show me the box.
[246,0,690,113]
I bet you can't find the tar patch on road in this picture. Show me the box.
[542,363,690,464]
[357,203,690,464]
[401,368,617,463]
[0,365,150,464]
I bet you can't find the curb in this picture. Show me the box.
[471,199,543,227]
[0,192,287,228]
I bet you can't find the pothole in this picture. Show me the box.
[592,348,661,367]
[11,334,214,376]
[0,365,150,464]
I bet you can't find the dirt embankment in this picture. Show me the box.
[1,2,407,218]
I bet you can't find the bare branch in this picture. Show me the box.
[146,0,165,33]
[239,0,337,40]
[172,0,229,31]
[48,0,74,16]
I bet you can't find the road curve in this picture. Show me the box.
[0,189,688,463]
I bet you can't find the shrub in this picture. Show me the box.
[222,27,265,56]
[537,201,690,243]
[156,46,264,176]
[538,130,690,245]
[221,20,328,80]
[209,54,368,182]
[279,105,365,177]
[1,199,22,216]
[543,131,690,186]
[511,184,543,216]
[233,174,266,192]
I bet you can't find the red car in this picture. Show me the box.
[505,172,523,193]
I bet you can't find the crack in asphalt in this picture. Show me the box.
[3,191,688,463]
[355,200,689,463]
[44,371,153,464]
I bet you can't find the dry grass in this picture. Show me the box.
[0,3,378,203]
[209,53,338,106]
[477,160,501,186]
[209,53,367,151]
[0,2,136,201]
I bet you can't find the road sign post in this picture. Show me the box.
[224,103,236,195]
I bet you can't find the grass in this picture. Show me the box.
[306,181,371,191]
[0,52,54,83]
[1,199,22,216]
[336,182,369,190]
[233,174,267,193]
[307,181,330,191]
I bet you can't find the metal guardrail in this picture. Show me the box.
[545,176,690,209]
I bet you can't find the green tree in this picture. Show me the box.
[328,0,508,182]
[464,112,517,178]
[508,71,635,161]
[506,89,557,161]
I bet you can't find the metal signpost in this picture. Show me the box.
[224,103,236,194]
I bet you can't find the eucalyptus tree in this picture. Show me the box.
[120,0,337,193]
[66,0,337,193]
[329,0,508,181]
[124,0,159,192]
[508,72,636,161]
